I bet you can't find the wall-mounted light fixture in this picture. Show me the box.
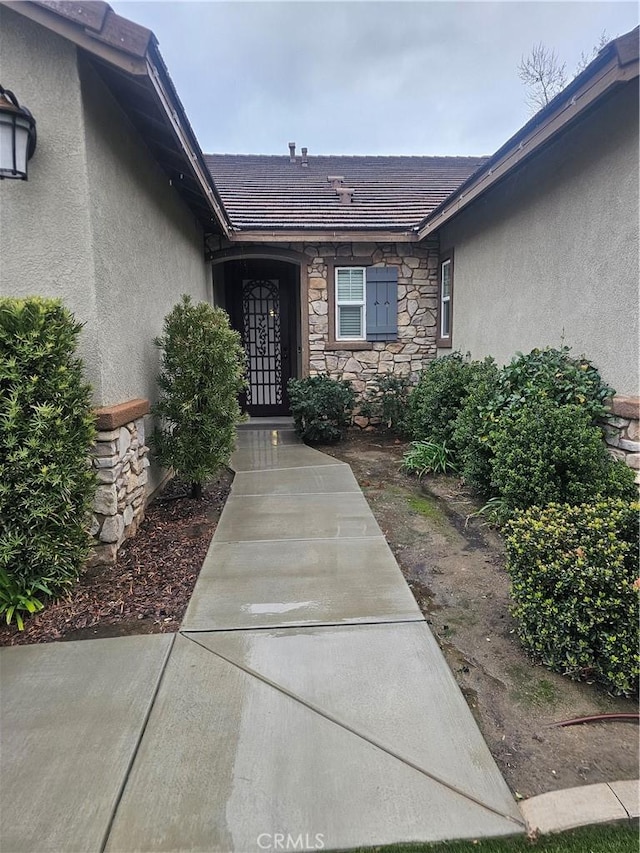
[0,85,37,180]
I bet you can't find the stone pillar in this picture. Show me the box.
[89,398,151,567]
[602,395,640,484]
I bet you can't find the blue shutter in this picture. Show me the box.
[366,267,398,341]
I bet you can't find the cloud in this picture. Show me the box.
[114,1,639,155]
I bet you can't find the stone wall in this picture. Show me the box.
[305,241,439,392]
[89,399,151,567]
[602,395,640,484]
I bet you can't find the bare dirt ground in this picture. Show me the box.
[0,470,232,646]
[318,430,639,799]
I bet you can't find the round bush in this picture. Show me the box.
[491,400,611,510]
[405,353,491,444]
[505,499,639,696]
[288,375,355,443]
[0,298,97,627]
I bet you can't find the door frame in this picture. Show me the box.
[213,252,303,416]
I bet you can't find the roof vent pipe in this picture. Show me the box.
[327,175,344,188]
[288,142,296,162]
[336,187,354,205]
[301,147,308,167]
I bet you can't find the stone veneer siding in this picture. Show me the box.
[602,395,640,484]
[305,241,439,391]
[89,399,151,567]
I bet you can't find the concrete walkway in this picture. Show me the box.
[1,425,524,852]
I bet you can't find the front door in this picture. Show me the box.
[226,260,297,416]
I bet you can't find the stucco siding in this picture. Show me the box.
[437,82,639,397]
[79,57,210,409]
[0,7,103,400]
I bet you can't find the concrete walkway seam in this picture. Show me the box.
[99,634,177,853]
[231,490,361,498]
[180,616,426,634]
[233,463,347,474]
[183,632,526,829]
[212,534,389,545]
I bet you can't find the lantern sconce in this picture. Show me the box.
[0,85,37,181]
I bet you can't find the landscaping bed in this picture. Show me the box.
[318,430,639,800]
[0,470,232,646]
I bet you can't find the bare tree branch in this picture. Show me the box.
[518,43,567,112]
[575,31,611,75]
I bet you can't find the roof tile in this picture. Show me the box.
[205,154,488,231]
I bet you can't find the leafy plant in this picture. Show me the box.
[288,375,355,443]
[359,374,410,433]
[451,359,501,494]
[455,347,614,499]
[505,498,640,696]
[466,496,511,528]
[404,353,491,445]
[487,346,612,424]
[0,298,97,628]
[152,295,246,499]
[401,440,458,477]
[491,399,611,511]
[602,458,639,502]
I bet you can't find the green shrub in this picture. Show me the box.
[603,458,639,502]
[451,359,501,494]
[488,346,613,423]
[288,375,355,443]
[491,400,611,510]
[0,298,96,628]
[405,353,490,444]
[401,440,458,477]
[358,374,410,433]
[455,348,614,499]
[505,499,640,696]
[152,295,245,498]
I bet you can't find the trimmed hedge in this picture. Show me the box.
[454,347,614,498]
[405,353,494,445]
[490,400,612,510]
[505,499,640,696]
[0,298,96,628]
[152,295,246,499]
[288,375,355,443]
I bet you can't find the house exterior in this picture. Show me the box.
[0,0,230,563]
[1,0,638,565]
[205,154,485,413]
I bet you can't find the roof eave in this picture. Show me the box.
[2,0,232,239]
[227,226,421,243]
[417,31,639,240]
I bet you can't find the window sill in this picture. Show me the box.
[325,341,373,351]
[437,337,453,348]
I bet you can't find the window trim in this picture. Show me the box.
[437,248,454,347]
[326,256,373,350]
[335,266,366,341]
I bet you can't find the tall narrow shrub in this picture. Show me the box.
[152,295,246,498]
[0,298,96,628]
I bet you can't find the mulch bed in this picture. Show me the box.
[0,470,233,646]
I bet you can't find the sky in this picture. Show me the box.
[112,1,638,157]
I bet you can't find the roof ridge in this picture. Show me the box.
[205,153,489,160]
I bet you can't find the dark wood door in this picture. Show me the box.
[227,261,296,416]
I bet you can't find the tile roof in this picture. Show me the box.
[204,154,488,232]
[34,1,154,58]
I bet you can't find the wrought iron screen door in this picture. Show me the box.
[242,279,286,413]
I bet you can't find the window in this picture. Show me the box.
[438,250,454,347]
[332,266,399,344]
[335,267,366,340]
